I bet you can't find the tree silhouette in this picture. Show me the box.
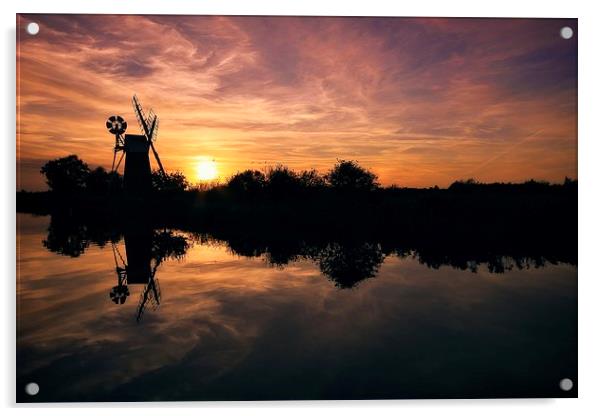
[86,166,121,195]
[227,170,266,195]
[40,155,90,193]
[298,169,326,189]
[448,178,478,191]
[151,170,189,191]
[265,165,300,196]
[326,160,379,191]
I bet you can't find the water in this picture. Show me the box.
[16,213,577,401]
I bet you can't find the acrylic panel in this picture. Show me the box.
[16,14,577,402]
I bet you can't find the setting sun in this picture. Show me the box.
[196,159,218,181]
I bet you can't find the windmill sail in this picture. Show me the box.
[132,95,166,178]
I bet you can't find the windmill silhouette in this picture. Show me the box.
[106,95,166,192]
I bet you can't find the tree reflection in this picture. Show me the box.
[43,218,89,257]
[406,249,552,274]
[40,213,576,298]
[314,242,385,288]
[43,214,118,257]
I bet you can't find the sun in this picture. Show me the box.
[195,159,218,181]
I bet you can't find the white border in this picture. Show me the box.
[3,1,602,414]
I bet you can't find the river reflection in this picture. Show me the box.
[17,213,577,401]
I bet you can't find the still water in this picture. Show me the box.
[17,213,577,401]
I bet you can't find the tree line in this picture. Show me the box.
[38,155,188,193]
[36,154,576,196]
[37,155,381,194]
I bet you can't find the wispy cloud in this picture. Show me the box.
[17,15,577,189]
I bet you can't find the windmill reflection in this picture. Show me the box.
[109,228,189,322]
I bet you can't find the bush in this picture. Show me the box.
[448,178,479,191]
[151,170,189,192]
[86,166,122,195]
[298,169,326,189]
[227,170,266,194]
[265,165,300,196]
[326,160,379,191]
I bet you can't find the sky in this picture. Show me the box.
[17,15,577,190]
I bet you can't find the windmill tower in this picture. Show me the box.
[106,95,167,193]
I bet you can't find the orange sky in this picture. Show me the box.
[17,15,577,190]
